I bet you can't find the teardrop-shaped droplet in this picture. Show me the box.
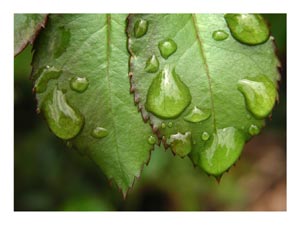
[248,124,260,136]
[199,127,245,176]
[158,38,177,59]
[212,30,229,41]
[34,66,62,93]
[237,75,276,119]
[184,106,211,123]
[144,54,159,73]
[134,19,148,38]
[70,76,89,93]
[169,131,192,157]
[201,131,210,141]
[168,122,173,128]
[145,65,191,119]
[224,14,270,45]
[148,135,156,145]
[42,87,84,140]
[91,127,108,139]
[161,122,166,129]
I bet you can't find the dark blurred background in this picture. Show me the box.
[14,14,286,211]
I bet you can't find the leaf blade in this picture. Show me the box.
[14,14,47,56]
[127,14,280,176]
[32,14,154,194]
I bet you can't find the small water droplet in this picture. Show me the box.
[144,55,159,73]
[199,127,245,176]
[148,135,156,145]
[70,76,89,93]
[34,66,62,93]
[145,65,191,119]
[169,132,192,157]
[161,122,166,129]
[66,141,72,148]
[168,122,173,128]
[248,124,260,136]
[201,132,210,141]
[42,86,84,140]
[237,75,276,118]
[184,106,211,123]
[212,30,229,41]
[91,127,108,139]
[158,38,177,59]
[134,19,148,38]
[53,26,71,58]
[224,14,270,45]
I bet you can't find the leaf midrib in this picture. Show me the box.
[191,14,217,132]
[105,14,129,185]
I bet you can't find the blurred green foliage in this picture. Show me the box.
[14,14,286,211]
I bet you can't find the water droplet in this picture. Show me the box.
[66,141,72,148]
[201,132,210,141]
[134,19,148,38]
[169,132,192,157]
[42,87,84,140]
[199,127,245,176]
[145,65,191,119]
[193,139,197,145]
[237,75,276,119]
[224,14,270,45]
[161,122,166,129]
[144,55,159,73]
[158,38,177,59]
[34,66,62,93]
[212,30,229,41]
[53,26,71,58]
[148,135,156,145]
[168,122,173,128]
[70,76,89,93]
[91,127,108,139]
[184,106,211,123]
[248,124,260,136]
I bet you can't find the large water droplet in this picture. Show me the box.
[148,135,156,145]
[237,75,276,119]
[168,122,173,128]
[42,87,84,140]
[199,127,245,176]
[184,106,211,123]
[161,122,166,129]
[169,132,192,157]
[158,38,177,59]
[224,14,270,45]
[34,66,62,93]
[91,127,108,139]
[144,55,159,73]
[212,30,229,41]
[53,26,71,58]
[248,124,260,136]
[134,19,148,38]
[201,132,210,141]
[145,65,191,119]
[70,76,89,93]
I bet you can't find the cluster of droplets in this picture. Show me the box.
[36,65,110,141]
[132,14,276,158]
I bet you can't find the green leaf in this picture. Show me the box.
[31,14,154,195]
[127,14,280,176]
[14,14,47,56]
